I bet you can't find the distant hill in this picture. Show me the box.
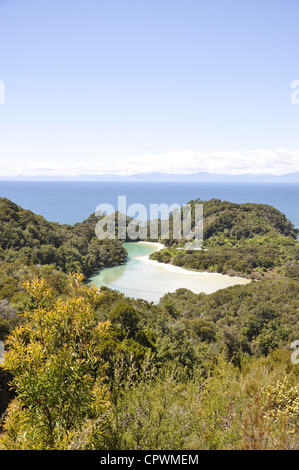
[0,172,299,182]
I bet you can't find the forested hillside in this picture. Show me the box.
[0,197,126,275]
[151,199,299,279]
[0,197,298,450]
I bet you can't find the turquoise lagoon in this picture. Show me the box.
[89,242,250,303]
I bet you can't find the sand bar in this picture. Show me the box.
[136,241,250,282]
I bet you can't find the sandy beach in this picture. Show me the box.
[91,241,251,302]
[136,241,165,251]
[136,241,250,282]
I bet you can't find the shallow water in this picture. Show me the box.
[88,242,251,303]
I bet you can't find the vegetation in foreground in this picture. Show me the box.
[0,274,298,450]
[0,197,298,450]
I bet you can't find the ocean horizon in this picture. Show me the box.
[0,181,298,228]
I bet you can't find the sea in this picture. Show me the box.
[0,181,298,228]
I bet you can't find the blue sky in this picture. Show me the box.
[0,0,299,176]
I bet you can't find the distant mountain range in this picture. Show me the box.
[0,172,299,182]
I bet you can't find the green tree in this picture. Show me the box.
[109,360,201,450]
[108,303,140,338]
[0,273,112,450]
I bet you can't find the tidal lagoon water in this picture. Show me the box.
[88,242,251,303]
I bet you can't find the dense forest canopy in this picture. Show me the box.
[0,198,127,276]
[150,198,299,280]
